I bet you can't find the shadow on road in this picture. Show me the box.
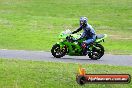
[50,57,103,61]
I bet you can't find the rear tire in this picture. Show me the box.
[51,44,67,58]
[88,44,104,60]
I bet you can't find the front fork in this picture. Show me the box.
[56,42,64,49]
[56,42,67,52]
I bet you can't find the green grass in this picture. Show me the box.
[0,58,131,88]
[0,0,132,54]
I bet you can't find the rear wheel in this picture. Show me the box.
[51,44,67,58]
[88,44,104,60]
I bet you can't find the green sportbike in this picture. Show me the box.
[51,30,107,60]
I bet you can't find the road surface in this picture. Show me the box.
[0,49,132,66]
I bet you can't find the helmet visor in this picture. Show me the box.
[80,20,84,26]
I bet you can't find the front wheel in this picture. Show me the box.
[51,44,67,58]
[88,44,104,60]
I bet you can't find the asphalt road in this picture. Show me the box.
[0,49,132,66]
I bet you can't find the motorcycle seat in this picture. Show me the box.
[96,34,105,39]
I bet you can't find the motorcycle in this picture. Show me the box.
[51,29,107,60]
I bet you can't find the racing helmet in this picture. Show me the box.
[80,17,88,26]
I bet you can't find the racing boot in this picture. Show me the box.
[81,42,88,55]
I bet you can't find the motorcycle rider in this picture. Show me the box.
[71,17,96,55]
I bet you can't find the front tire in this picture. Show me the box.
[88,44,104,60]
[51,44,67,58]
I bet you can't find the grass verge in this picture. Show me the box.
[0,0,132,54]
[0,58,132,88]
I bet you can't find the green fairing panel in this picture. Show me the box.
[58,31,107,43]
[58,32,69,39]
[58,32,81,39]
